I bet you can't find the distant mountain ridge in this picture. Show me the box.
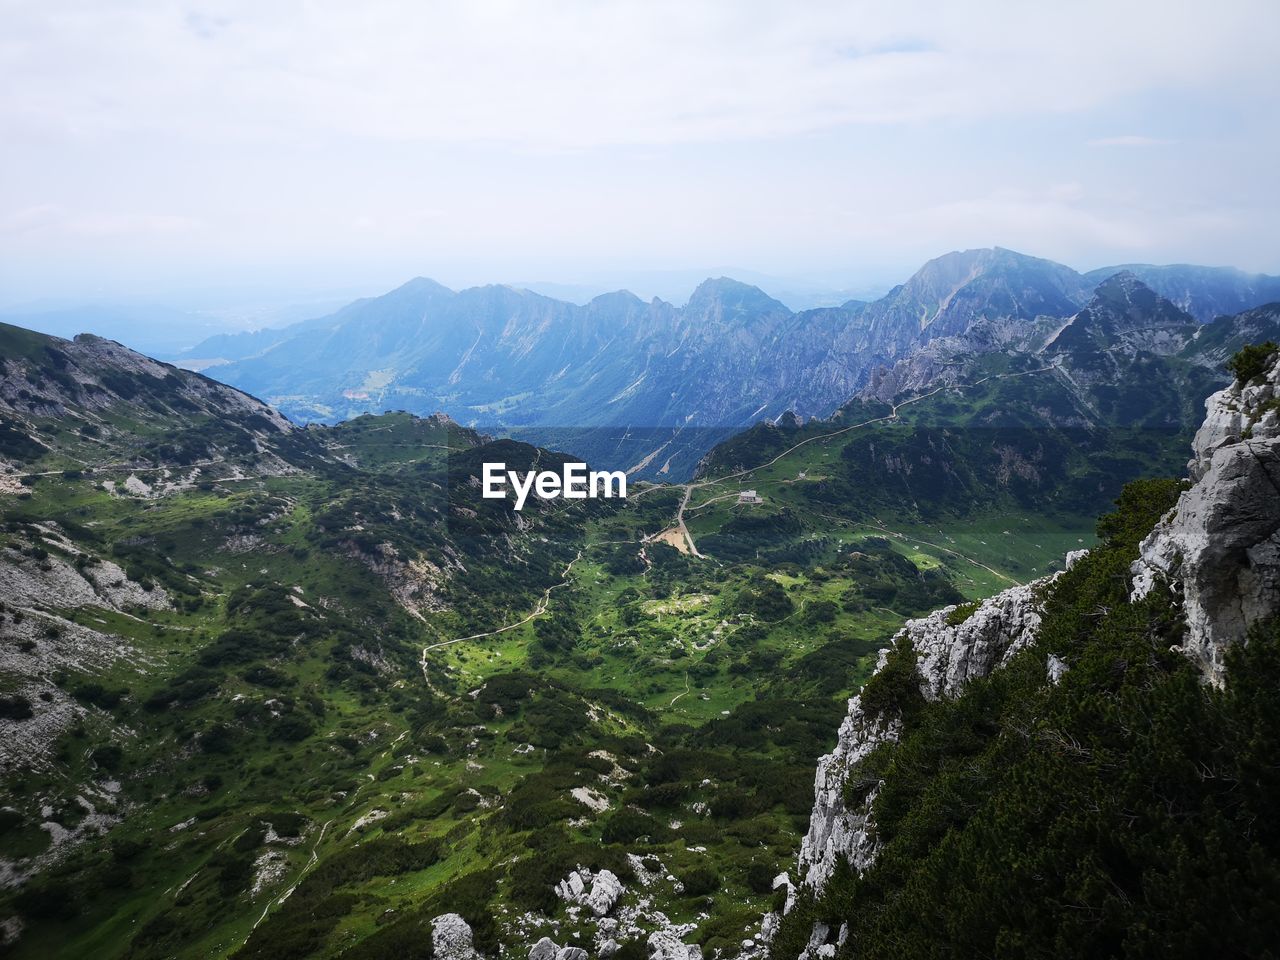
[173,250,1280,479]
[859,272,1280,433]
[1082,262,1280,322]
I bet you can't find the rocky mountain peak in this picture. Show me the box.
[398,276,455,297]
[904,246,1089,305]
[685,277,789,318]
[1085,271,1195,330]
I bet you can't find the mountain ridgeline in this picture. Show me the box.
[179,250,1280,480]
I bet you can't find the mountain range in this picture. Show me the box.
[177,249,1280,480]
[2,264,1279,959]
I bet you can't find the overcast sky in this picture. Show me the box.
[2,0,1279,308]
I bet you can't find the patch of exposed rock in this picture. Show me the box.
[0,530,170,613]
[0,605,151,775]
[795,565,1073,894]
[1132,350,1280,683]
[528,940,589,960]
[348,542,453,617]
[508,857,701,960]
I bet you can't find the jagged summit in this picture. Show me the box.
[1079,270,1195,329]
[1083,262,1280,321]
[847,247,1093,358]
[1040,272,1195,360]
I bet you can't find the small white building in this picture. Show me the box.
[738,489,763,505]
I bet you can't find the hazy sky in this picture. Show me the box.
[3,0,1279,307]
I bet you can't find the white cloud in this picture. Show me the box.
[1,1,1277,299]
[1,1,1276,149]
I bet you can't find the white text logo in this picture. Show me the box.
[481,462,627,510]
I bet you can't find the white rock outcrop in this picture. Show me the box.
[648,928,703,960]
[583,869,625,917]
[555,867,624,917]
[796,563,1073,891]
[1132,350,1280,684]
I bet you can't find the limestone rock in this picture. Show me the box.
[648,929,702,960]
[529,937,559,960]
[584,869,624,916]
[556,866,626,918]
[1047,654,1069,684]
[431,913,480,960]
[1132,350,1280,683]
[796,561,1072,891]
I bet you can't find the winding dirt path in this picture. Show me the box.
[664,386,945,555]
[669,671,692,707]
[419,549,584,673]
[861,520,1019,586]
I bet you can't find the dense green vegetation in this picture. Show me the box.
[0,320,1101,958]
[1227,340,1278,384]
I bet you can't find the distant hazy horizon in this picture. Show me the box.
[6,244,1280,358]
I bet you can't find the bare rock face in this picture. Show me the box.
[0,538,170,613]
[795,561,1073,894]
[1132,351,1280,683]
[795,658,897,890]
[910,575,1065,700]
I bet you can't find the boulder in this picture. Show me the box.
[431,914,479,960]
[647,929,701,960]
[583,869,624,916]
